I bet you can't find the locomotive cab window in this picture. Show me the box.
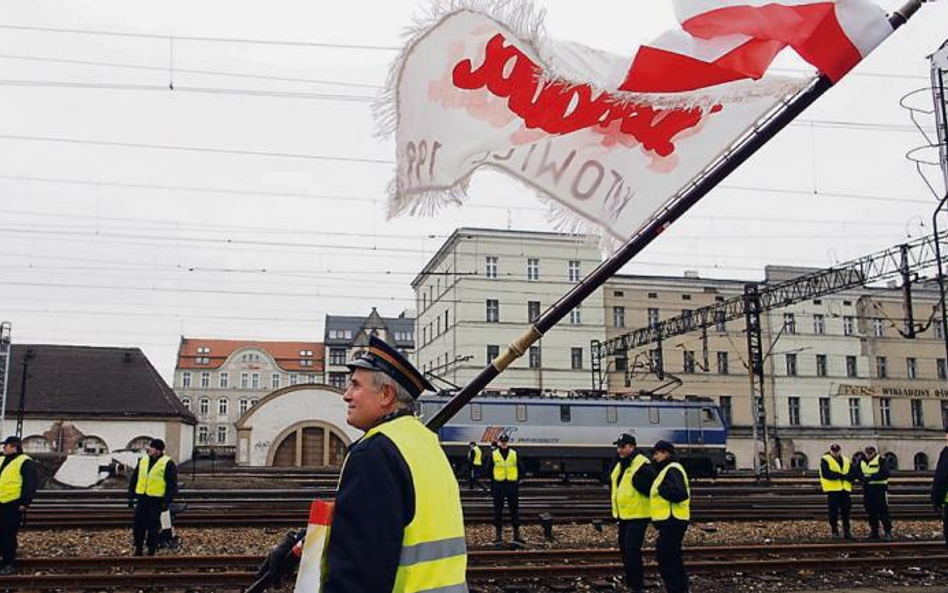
[648,407,660,424]
[701,408,715,423]
[470,403,482,422]
[516,404,528,422]
[559,405,571,423]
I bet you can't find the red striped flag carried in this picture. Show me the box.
[378,1,892,241]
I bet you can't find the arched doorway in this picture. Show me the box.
[269,422,349,468]
[22,435,52,454]
[883,452,899,470]
[76,436,109,455]
[914,452,929,471]
[790,452,809,470]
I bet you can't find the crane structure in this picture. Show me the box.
[591,230,948,478]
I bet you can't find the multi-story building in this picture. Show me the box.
[174,337,324,452]
[323,308,415,390]
[412,228,606,391]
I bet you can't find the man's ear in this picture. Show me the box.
[380,381,398,406]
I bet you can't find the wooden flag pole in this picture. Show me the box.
[426,0,927,431]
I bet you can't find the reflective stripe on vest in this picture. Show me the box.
[611,455,651,520]
[819,454,852,493]
[135,454,170,497]
[650,461,690,522]
[860,456,887,486]
[472,447,482,467]
[364,415,467,593]
[492,449,518,482]
[0,454,31,504]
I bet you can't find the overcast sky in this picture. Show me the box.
[0,0,946,381]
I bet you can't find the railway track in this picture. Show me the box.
[0,540,942,590]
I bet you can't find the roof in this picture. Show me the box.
[6,344,196,422]
[176,338,325,371]
[324,308,415,348]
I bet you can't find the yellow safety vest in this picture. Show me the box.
[0,454,31,504]
[135,454,171,498]
[492,449,518,482]
[611,455,651,520]
[364,415,467,593]
[650,461,691,522]
[819,454,852,493]
[860,456,887,486]
[472,446,483,467]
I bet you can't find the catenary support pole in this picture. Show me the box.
[427,0,927,431]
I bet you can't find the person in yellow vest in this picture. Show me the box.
[467,441,486,491]
[931,430,948,553]
[650,440,690,593]
[857,445,892,540]
[325,335,466,593]
[126,438,177,556]
[819,443,854,539]
[487,433,523,546]
[0,436,37,575]
[610,433,655,593]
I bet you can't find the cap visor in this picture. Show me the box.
[346,359,378,372]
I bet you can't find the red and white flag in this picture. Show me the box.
[379,1,891,241]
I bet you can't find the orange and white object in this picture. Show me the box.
[294,500,334,593]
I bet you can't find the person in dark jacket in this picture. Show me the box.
[650,440,690,593]
[485,433,523,545]
[931,430,948,553]
[610,433,655,593]
[857,445,892,540]
[127,438,177,556]
[0,436,38,574]
[819,443,854,539]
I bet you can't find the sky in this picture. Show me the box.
[0,0,946,381]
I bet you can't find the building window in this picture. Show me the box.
[251,373,260,389]
[527,258,539,281]
[217,398,228,416]
[181,372,191,388]
[788,397,801,426]
[936,322,945,339]
[942,400,948,429]
[516,404,527,422]
[785,353,797,376]
[200,372,210,388]
[487,345,499,364]
[876,356,888,379]
[571,347,583,370]
[843,316,854,336]
[329,372,347,389]
[239,398,250,416]
[444,310,449,332]
[289,374,298,386]
[914,452,930,471]
[198,426,209,444]
[216,425,228,444]
[181,397,191,411]
[816,354,827,377]
[613,306,626,328]
[939,358,948,380]
[219,372,229,389]
[783,313,796,334]
[911,398,924,427]
[300,359,314,367]
[846,356,858,378]
[907,357,918,379]
[849,398,861,427]
[486,299,500,323]
[719,396,732,427]
[529,346,541,369]
[559,405,571,423]
[873,318,884,337]
[268,373,278,389]
[527,301,541,323]
[681,309,693,324]
[683,351,695,374]
[199,397,209,415]
[819,397,831,426]
[715,311,727,332]
[485,256,498,279]
[880,398,892,427]
[240,372,249,389]
[569,307,582,325]
[716,352,729,375]
[813,314,825,335]
[470,403,482,422]
[648,308,660,328]
[615,355,627,372]
[568,260,581,282]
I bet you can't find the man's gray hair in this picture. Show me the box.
[369,371,415,410]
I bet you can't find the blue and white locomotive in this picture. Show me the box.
[419,390,728,477]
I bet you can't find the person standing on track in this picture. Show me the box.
[487,433,523,545]
[650,440,690,593]
[610,433,655,593]
[0,436,37,574]
[819,443,854,539]
[858,445,892,540]
[127,438,177,556]
[931,430,948,553]
[467,441,485,491]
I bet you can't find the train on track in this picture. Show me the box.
[419,390,727,477]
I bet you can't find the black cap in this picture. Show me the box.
[1,436,21,447]
[830,443,841,452]
[653,440,675,453]
[498,434,510,442]
[864,445,877,453]
[347,336,434,399]
[613,433,636,447]
[149,438,166,451]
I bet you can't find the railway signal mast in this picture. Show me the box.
[0,322,10,437]
[931,41,948,368]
